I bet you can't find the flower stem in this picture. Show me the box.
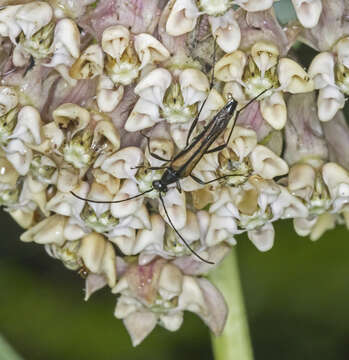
[0,335,24,360]
[208,248,254,360]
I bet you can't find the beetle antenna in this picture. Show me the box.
[235,87,272,112]
[70,188,154,204]
[159,193,214,265]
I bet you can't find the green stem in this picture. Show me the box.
[0,335,24,360]
[208,248,254,360]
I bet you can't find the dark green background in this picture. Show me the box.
[1,210,349,360]
[1,2,349,359]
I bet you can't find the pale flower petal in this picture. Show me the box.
[0,5,22,43]
[271,186,309,219]
[159,188,187,230]
[214,51,247,82]
[123,311,157,347]
[101,241,117,287]
[47,18,80,82]
[251,41,279,77]
[85,182,113,216]
[109,227,137,255]
[160,313,183,332]
[158,263,183,300]
[6,139,32,176]
[84,273,107,301]
[134,68,172,105]
[101,25,130,60]
[225,125,257,161]
[284,93,328,166]
[332,36,349,68]
[12,45,29,68]
[64,220,86,241]
[235,0,275,12]
[110,180,143,218]
[310,212,335,241]
[317,85,345,122]
[145,136,174,167]
[133,214,165,254]
[195,277,227,335]
[293,216,317,237]
[78,233,105,273]
[260,91,287,130]
[78,233,116,287]
[173,243,230,276]
[47,181,89,217]
[288,163,315,201]
[308,52,335,89]
[56,167,79,193]
[174,211,201,244]
[278,58,314,93]
[101,147,143,179]
[70,44,104,80]
[205,215,237,247]
[177,276,206,314]
[114,293,140,317]
[0,86,18,117]
[198,89,225,122]
[179,68,209,106]
[223,81,247,103]
[250,145,289,179]
[93,119,121,153]
[322,162,349,200]
[291,0,322,28]
[125,98,160,132]
[0,156,19,188]
[52,103,90,137]
[97,75,124,113]
[9,209,34,229]
[134,33,170,69]
[15,1,53,39]
[20,214,67,245]
[198,0,231,15]
[11,106,41,145]
[248,222,275,252]
[124,204,151,230]
[165,0,199,36]
[208,10,240,53]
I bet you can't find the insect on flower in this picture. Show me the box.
[71,86,269,264]
[71,38,271,264]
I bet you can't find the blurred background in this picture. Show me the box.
[1,211,349,360]
[1,2,349,359]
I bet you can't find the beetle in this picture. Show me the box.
[71,87,270,264]
[71,37,272,264]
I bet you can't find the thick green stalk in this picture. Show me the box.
[0,335,24,360]
[208,248,254,360]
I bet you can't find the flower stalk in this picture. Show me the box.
[209,248,253,360]
[0,335,24,360]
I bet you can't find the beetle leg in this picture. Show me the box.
[205,87,273,154]
[24,55,35,77]
[190,173,241,185]
[131,165,169,170]
[205,123,234,154]
[140,130,171,162]
[176,180,182,193]
[186,38,217,146]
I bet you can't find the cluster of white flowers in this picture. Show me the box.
[1,0,349,346]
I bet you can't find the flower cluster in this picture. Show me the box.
[1,0,349,346]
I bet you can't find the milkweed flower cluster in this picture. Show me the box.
[1,0,349,346]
